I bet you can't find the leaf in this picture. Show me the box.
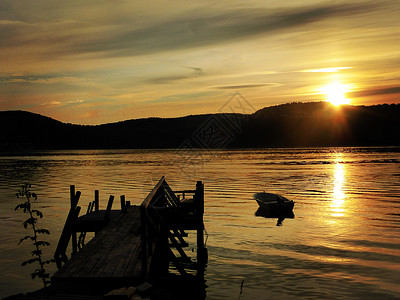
[31,249,43,256]
[15,203,26,211]
[23,217,37,228]
[22,202,31,213]
[44,259,55,264]
[18,235,34,245]
[32,210,43,218]
[37,229,50,235]
[22,258,39,266]
[34,269,45,278]
[34,241,50,247]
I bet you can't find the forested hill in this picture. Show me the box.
[1,102,399,150]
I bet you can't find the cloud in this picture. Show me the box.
[149,91,216,104]
[213,83,275,90]
[41,101,62,106]
[0,2,375,60]
[183,66,203,74]
[148,66,204,84]
[301,67,352,73]
[41,99,84,107]
[350,86,400,98]
[76,3,376,58]
[0,19,26,25]
[0,75,89,85]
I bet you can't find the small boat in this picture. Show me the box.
[253,192,294,213]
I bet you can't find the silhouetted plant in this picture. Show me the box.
[15,183,53,290]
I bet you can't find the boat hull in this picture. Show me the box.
[253,192,294,214]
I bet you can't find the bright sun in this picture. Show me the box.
[321,82,350,106]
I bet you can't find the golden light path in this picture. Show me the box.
[331,155,347,217]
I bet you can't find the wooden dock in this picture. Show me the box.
[50,176,207,298]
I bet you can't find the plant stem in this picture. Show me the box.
[26,194,48,290]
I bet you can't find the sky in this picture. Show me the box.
[0,0,399,125]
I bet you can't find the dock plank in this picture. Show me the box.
[81,209,140,277]
[96,213,141,277]
[53,207,143,282]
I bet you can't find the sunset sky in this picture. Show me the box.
[1,0,399,124]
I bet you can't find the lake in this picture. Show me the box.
[0,147,399,299]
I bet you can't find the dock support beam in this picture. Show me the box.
[54,185,81,267]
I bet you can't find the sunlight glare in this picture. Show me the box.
[321,82,350,106]
[331,159,347,217]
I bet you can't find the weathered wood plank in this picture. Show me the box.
[123,237,143,277]
[78,211,133,277]
[110,234,141,277]
[54,208,140,278]
[96,211,141,277]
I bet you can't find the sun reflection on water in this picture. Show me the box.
[331,157,347,217]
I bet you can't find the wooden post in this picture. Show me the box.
[140,205,148,276]
[70,186,81,257]
[94,190,99,211]
[71,206,81,256]
[195,181,206,275]
[120,195,126,212]
[54,187,81,267]
[70,185,75,208]
[86,201,93,214]
[195,181,204,217]
[104,195,114,222]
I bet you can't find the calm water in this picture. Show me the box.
[0,148,399,299]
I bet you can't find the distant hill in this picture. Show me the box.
[235,102,400,147]
[1,102,399,150]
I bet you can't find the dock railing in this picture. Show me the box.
[54,186,116,268]
[140,177,206,278]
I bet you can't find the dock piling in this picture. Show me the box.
[120,195,126,212]
[94,190,99,211]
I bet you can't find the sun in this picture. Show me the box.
[321,82,350,106]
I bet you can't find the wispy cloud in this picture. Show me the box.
[149,91,217,104]
[72,3,376,58]
[0,2,378,60]
[350,86,400,98]
[0,19,26,25]
[148,66,204,84]
[301,67,352,73]
[1,75,90,85]
[212,83,276,90]
[41,99,84,107]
